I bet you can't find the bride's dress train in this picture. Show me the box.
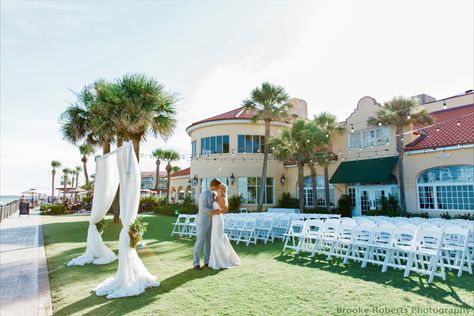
[208,201,240,270]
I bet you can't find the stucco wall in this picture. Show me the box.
[403,147,474,216]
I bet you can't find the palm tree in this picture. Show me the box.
[313,112,344,210]
[62,168,72,201]
[79,143,94,185]
[60,80,116,155]
[75,166,82,188]
[172,166,181,173]
[368,96,433,215]
[272,120,318,212]
[51,161,61,199]
[152,148,167,190]
[114,73,177,161]
[163,149,180,204]
[71,170,76,189]
[305,129,328,208]
[243,82,293,211]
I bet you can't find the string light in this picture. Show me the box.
[443,101,447,110]
[138,112,472,164]
[378,122,382,126]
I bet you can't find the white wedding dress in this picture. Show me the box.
[208,201,241,270]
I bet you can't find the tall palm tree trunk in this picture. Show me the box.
[51,171,56,198]
[117,137,124,147]
[154,161,161,190]
[166,163,172,204]
[131,137,140,161]
[258,121,271,211]
[297,162,305,212]
[82,157,89,185]
[309,163,318,208]
[63,177,67,202]
[102,141,111,155]
[324,163,331,211]
[396,127,407,215]
[71,175,75,188]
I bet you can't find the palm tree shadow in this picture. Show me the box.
[54,268,221,316]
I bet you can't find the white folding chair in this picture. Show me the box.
[327,219,357,260]
[299,219,325,255]
[361,223,396,268]
[404,226,446,283]
[273,216,292,241]
[441,226,472,277]
[236,218,257,246]
[381,224,418,273]
[255,217,274,243]
[314,218,340,257]
[282,220,307,254]
[171,214,188,237]
[187,215,197,237]
[343,223,375,264]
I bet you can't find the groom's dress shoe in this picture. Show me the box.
[193,265,202,270]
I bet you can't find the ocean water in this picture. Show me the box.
[0,195,20,205]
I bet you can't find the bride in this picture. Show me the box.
[208,183,240,270]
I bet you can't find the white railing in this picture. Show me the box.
[0,200,19,222]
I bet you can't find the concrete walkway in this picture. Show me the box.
[0,209,52,316]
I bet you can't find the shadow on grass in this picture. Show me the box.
[276,252,474,309]
[54,268,221,316]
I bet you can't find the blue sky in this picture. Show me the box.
[1,0,473,195]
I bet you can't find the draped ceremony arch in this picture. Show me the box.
[68,142,159,298]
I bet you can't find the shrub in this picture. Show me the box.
[41,204,68,215]
[139,195,164,212]
[407,211,430,219]
[453,213,473,220]
[153,197,198,216]
[228,194,244,213]
[440,212,451,220]
[277,192,299,209]
[366,209,399,217]
[303,207,335,214]
[40,203,53,212]
[337,194,353,217]
[179,196,198,214]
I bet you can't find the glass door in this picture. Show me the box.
[360,189,371,215]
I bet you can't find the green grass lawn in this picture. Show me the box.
[42,214,474,316]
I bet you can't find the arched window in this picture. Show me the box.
[301,176,335,208]
[417,165,474,211]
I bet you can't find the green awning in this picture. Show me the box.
[330,156,398,184]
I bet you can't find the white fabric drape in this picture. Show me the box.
[68,152,119,266]
[95,142,159,298]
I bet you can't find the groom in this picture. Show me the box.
[193,178,222,270]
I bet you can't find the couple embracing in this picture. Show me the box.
[193,178,240,270]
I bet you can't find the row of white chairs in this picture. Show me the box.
[282,217,473,283]
[171,212,342,246]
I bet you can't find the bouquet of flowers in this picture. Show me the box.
[129,216,149,248]
[95,219,107,235]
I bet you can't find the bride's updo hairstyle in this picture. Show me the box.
[210,178,222,188]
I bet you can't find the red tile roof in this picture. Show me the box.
[171,167,190,177]
[405,104,474,151]
[187,107,256,129]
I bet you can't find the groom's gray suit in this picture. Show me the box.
[193,189,214,267]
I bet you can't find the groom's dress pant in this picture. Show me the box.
[193,214,212,266]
